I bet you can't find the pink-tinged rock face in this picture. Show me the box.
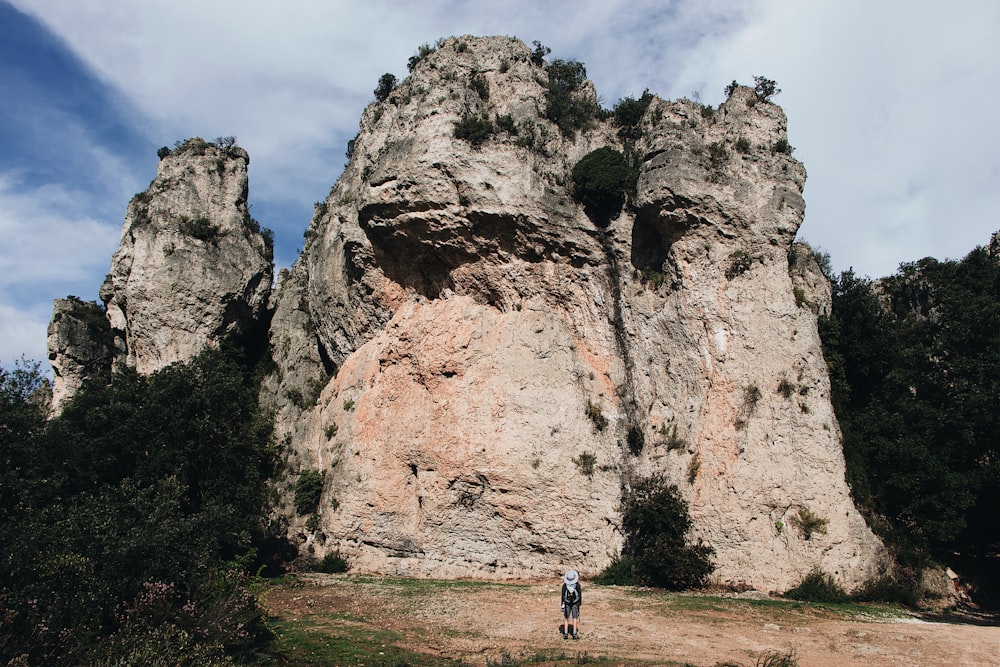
[261,36,884,588]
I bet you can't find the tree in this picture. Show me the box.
[616,475,715,589]
[820,250,1000,565]
[374,73,397,102]
[530,40,550,66]
[753,75,781,102]
[0,346,276,664]
[571,147,632,226]
[544,59,595,137]
[612,89,654,140]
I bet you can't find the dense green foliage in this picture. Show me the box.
[374,73,397,102]
[784,569,850,603]
[453,114,494,147]
[294,470,326,515]
[543,59,596,137]
[611,89,654,140]
[0,346,276,664]
[819,248,1000,565]
[571,147,632,226]
[597,475,715,589]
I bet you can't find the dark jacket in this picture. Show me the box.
[561,583,582,607]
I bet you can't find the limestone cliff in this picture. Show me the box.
[47,296,112,413]
[49,36,884,591]
[48,138,274,406]
[262,36,884,589]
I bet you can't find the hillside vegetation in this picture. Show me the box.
[818,246,1000,600]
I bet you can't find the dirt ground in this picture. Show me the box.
[262,573,999,667]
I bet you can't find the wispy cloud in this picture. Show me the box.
[0,173,121,366]
[2,0,998,367]
[667,0,1000,275]
[0,174,120,292]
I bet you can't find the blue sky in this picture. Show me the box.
[2,0,998,369]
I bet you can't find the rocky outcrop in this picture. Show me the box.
[47,297,112,412]
[47,138,274,406]
[263,36,885,589]
[47,36,884,591]
[97,138,274,374]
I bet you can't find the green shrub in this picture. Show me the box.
[585,400,608,431]
[793,285,809,308]
[156,146,172,160]
[469,73,489,100]
[784,568,849,603]
[773,138,793,155]
[687,455,701,484]
[407,42,436,72]
[571,147,632,226]
[572,452,597,477]
[755,650,798,667]
[626,425,645,456]
[494,114,516,134]
[293,470,325,515]
[544,59,596,137]
[530,40,550,66]
[593,555,635,585]
[374,73,397,102]
[852,573,921,606]
[707,141,729,176]
[659,423,687,451]
[612,90,654,140]
[616,474,715,589]
[777,377,795,398]
[790,507,828,540]
[454,115,495,147]
[179,215,220,242]
[753,75,781,102]
[726,249,753,279]
[315,551,349,573]
[735,136,752,153]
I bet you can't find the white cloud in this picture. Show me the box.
[0,300,51,369]
[5,0,999,370]
[0,172,121,365]
[0,174,121,287]
[667,0,1000,276]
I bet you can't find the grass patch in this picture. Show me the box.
[268,617,452,666]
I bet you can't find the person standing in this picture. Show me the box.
[560,569,582,639]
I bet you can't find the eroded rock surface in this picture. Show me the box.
[48,36,885,591]
[97,139,274,374]
[264,36,885,589]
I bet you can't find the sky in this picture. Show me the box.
[1,0,998,369]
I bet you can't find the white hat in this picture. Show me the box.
[564,570,579,586]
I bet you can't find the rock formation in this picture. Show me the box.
[261,36,884,589]
[47,296,111,413]
[48,137,274,406]
[50,36,885,591]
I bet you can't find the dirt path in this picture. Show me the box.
[262,574,999,666]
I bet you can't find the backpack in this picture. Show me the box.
[565,584,579,605]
